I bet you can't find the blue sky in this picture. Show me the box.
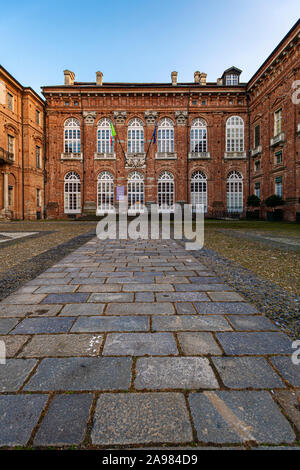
[0,0,299,95]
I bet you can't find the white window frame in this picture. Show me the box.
[36,188,41,207]
[7,92,13,111]
[191,171,207,213]
[64,118,81,154]
[226,116,244,152]
[127,171,144,214]
[157,118,174,153]
[254,182,261,199]
[36,145,41,168]
[64,171,81,214]
[226,74,239,85]
[157,171,175,213]
[97,171,114,214]
[190,118,207,153]
[275,176,283,197]
[274,109,282,136]
[97,118,114,153]
[7,134,15,159]
[127,118,144,153]
[227,170,243,213]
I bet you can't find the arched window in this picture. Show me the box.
[64,171,81,214]
[97,171,114,214]
[227,171,243,213]
[64,118,81,154]
[97,118,114,153]
[158,171,175,212]
[157,118,174,153]
[127,171,144,213]
[128,118,144,153]
[226,116,244,152]
[191,171,207,213]
[191,119,207,153]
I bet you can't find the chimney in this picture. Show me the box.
[200,73,207,85]
[217,78,222,86]
[171,71,178,86]
[96,71,103,86]
[194,71,201,84]
[64,70,75,86]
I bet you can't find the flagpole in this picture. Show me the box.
[145,117,159,160]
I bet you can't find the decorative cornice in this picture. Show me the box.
[144,111,158,125]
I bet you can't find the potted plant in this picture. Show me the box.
[264,194,285,221]
[246,194,261,220]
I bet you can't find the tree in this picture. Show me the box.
[247,194,261,207]
[264,194,285,209]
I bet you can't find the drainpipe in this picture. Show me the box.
[186,89,191,204]
[43,103,47,219]
[80,91,85,214]
[21,90,24,220]
[247,93,251,198]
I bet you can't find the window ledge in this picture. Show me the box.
[224,152,246,159]
[61,153,83,161]
[270,132,285,147]
[0,148,14,165]
[155,152,177,160]
[251,146,262,157]
[94,152,116,160]
[188,152,210,160]
[64,210,81,214]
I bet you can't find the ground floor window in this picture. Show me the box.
[36,188,41,207]
[275,176,283,197]
[158,171,175,212]
[128,171,144,213]
[227,170,243,213]
[64,171,81,214]
[8,186,13,207]
[191,171,207,212]
[254,182,261,199]
[97,171,114,213]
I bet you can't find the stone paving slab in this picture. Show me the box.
[0,358,37,391]
[71,316,149,333]
[135,357,219,389]
[59,303,105,316]
[212,357,285,389]
[103,333,178,356]
[1,294,47,304]
[152,315,232,332]
[273,391,300,433]
[42,293,89,304]
[189,391,296,444]
[34,394,93,446]
[88,293,134,303]
[0,395,48,446]
[0,335,30,357]
[0,318,19,334]
[18,334,103,357]
[270,356,300,387]
[156,292,210,302]
[105,302,175,315]
[91,393,193,445]
[0,304,63,318]
[216,332,293,355]
[226,315,280,331]
[10,317,75,334]
[177,332,223,355]
[195,302,258,315]
[174,283,233,291]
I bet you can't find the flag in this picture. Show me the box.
[111,122,116,137]
[152,125,157,144]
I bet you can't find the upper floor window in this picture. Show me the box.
[274,109,282,136]
[254,124,260,148]
[226,116,244,152]
[254,182,261,199]
[225,74,239,85]
[7,92,13,111]
[275,150,283,165]
[36,188,41,207]
[255,160,261,172]
[128,118,144,153]
[190,118,207,153]
[36,146,41,168]
[7,134,15,158]
[97,118,114,153]
[157,118,174,153]
[275,176,283,197]
[64,118,81,153]
[36,109,41,125]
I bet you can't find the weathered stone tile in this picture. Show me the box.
[152,315,231,332]
[88,293,134,303]
[28,278,71,286]
[0,335,30,357]
[122,284,174,292]
[175,284,233,292]
[0,359,37,391]
[178,332,222,355]
[60,303,105,316]
[19,334,103,357]
[38,272,69,279]
[0,318,19,334]
[11,317,75,334]
[156,276,189,284]
[13,286,38,294]
[135,292,155,302]
[92,271,133,277]
[270,357,300,387]
[273,391,300,433]
[212,357,285,388]
[0,304,63,318]
[105,302,175,315]
[1,294,47,305]
[227,315,279,331]
[71,316,149,333]
[103,333,178,356]
[216,332,292,355]
[0,395,48,446]
[175,302,196,315]
[189,391,295,444]
[208,292,245,302]
[34,394,93,446]
[135,357,218,389]
[70,278,105,285]
[195,302,258,315]
[24,357,132,391]
[106,277,155,284]
[77,284,121,293]
[189,276,223,283]
[34,285,78,294]
[42,293,89,304]
[156,292,210,302]
[91,393,193,445]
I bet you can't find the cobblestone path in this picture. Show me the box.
[0,238,299,448]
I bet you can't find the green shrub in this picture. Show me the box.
[247,194,261,207]
[264,194,285,208]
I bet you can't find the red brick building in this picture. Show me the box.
[42,19,300,221]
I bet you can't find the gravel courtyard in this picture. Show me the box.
[0,234,299,449]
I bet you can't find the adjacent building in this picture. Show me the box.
[0,66,45,220]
